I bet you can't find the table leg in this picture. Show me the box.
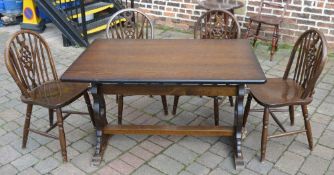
[90,84,109,166]
[234,84,245,169]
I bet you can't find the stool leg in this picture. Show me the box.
[261,107,269,162]
[22,104,33,148]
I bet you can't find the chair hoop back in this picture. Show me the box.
[106,8,154,39]
[194,9,241,39]
[258,0,288,19]
[5,30,58,97]
[283,29,328,99]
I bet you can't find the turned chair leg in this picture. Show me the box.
[228,96,234,106]
[270,25,279,61]
[161,95,168,115]
[253,22,262,47]
[302,105,313,150]
[172,96,179,115]
[261,107,269,162]
[289,105,295,126]
[56,108,67,162]
[22,104,33,148]
[214,97,219,126]
[48,109,54,127]
[84,92,96,127]
[243,95,253,128]
[117,95,124,125]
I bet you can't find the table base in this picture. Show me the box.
[90,84,245,169]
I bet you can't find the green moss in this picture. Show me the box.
[155,25,192,34]
[328,53,334,59]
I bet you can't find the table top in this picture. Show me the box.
[61,39,266,84]
[198,0,244,11]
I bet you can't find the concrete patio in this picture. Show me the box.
[0,24,334,175]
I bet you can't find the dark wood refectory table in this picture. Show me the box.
[61,39,266,169]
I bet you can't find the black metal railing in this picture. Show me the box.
[36,0,134,47]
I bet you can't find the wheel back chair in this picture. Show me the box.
[106,9,168,124]
[245,0,288,61]
[172,9,241,126]
[5,30,96,162]
[243,29,328,162]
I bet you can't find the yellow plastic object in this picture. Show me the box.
[86,18,126,35]
[72,4,114,19]
[55,0,75,3]
[21,0,45,32]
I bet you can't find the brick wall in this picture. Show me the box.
[133,0,334,48]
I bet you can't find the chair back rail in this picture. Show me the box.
[283,29,328,99]
[106,8,154,39]
[258,0,288,19]
[194,9,241,39]
[5,30,58,97]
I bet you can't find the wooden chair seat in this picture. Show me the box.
[249,15,282,26]
[21,81,89,109]
[249,78,312,107]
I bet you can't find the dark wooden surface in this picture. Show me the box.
[61,39,267,169]
[61,39,266,84]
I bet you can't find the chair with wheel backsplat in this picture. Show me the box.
[243,29,328,162]
[5,30,96,162]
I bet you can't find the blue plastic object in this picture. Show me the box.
[0,0,5,13]
[2,0,22,15]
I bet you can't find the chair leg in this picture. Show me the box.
[118,95,124,125]
[289,105,295,126]
[56,108,67,162]
[270,25,279,61]
[48,109,54,127]
[84,92,96,127]
[261,107,269,162]
[214,97,219,126]
[161,95,168,115]
[22,104,33,149]
[243,95,252,128]
[172,96,179,115]
[253,22,261,47]
[228,96,234,106]
[245,20,253,39]
[302,105,313,151]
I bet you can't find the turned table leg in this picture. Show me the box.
[234,84,245,169]
[91,84,108,166]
